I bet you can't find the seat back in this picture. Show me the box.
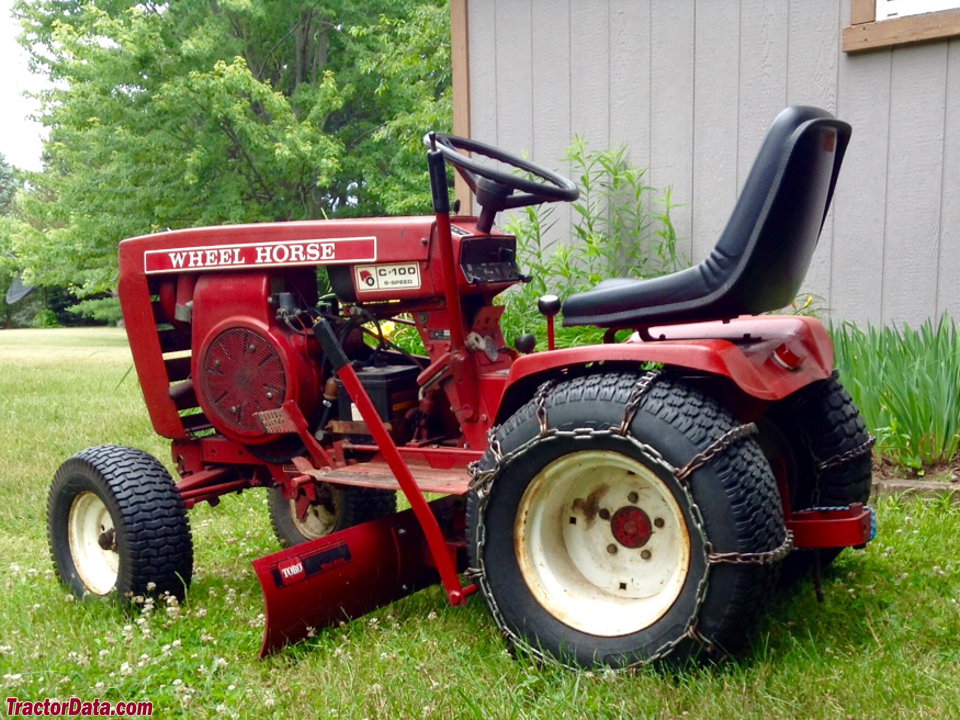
[706,105,851,315]
[561,106,851,328]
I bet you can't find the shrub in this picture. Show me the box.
[31,308,61,328]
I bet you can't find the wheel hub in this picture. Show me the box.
[289,486,339,540]
[610,506,652,548]
[67,491,119,595]
[514,449,691,636]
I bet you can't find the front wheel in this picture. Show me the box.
[468,371,787,668]
[48,445,193,600]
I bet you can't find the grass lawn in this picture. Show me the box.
[0,327,958,719]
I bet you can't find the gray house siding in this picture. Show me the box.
[466,0,958,326]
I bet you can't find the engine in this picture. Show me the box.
[190,271,322,444]
[184,268,425,449]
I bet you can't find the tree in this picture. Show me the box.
[9,0,451,303]
[0,155,18,215]
[0,153,43,327]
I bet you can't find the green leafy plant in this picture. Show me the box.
[31,308,60,328]
[832,315,960,472]
[499,137,685,347]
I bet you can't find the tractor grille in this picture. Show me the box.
[199,327,287,435]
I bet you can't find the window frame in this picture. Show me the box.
[843,0,960,53]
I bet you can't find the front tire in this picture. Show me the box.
[469,371,786,668]
[48,445,193,600]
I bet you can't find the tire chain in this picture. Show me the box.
[467,376,788,670]
[675,423,760,483]
[787,371,874,506]
[816,435,876,473]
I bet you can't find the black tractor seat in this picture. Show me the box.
[562,106,851,329]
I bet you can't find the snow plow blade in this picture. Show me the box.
[253,496,462,657]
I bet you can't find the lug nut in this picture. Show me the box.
[627,491,638,503]
[606,544,617,554]
[641,549,652,560]
[654,517,665,528]
[599,508,611,520]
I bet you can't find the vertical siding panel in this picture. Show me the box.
[881,44,947,325]
[937,40,960,319]
[610,1,652,276]
[569,1,610,146]
[493,0,533,155]
[737,0,789,191]
[609,0,651,164]
[691,0,740,262]
[832,49,891,326]
[467,0,499,143]
[650,0,695,260]
[531,0,573,247]
[787,0,841,307]
[786,0,839,111]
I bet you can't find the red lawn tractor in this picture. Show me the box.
[49,106,874,668]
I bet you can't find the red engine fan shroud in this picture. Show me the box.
[195,319,318,443]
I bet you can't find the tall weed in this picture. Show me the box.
[832,315,960,472]
[500,137,684,346]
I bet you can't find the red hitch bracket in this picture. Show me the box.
[786,503,873,549]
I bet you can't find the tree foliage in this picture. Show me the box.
[0,155,19,216]
[9,0,451,299]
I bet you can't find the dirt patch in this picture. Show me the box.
[871,456,959,499]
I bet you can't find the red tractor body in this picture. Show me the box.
[51,107,875,668]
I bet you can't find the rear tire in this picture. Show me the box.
[48,445,193,600]
[765,374,873,581]
[268,484,396,548]
[468,371,786,668]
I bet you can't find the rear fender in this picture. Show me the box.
[495,315,834,423]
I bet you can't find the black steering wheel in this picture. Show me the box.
[425,133,579,232]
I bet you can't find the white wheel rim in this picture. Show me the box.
[515,450,691,636]
[67,491,119,595]
[288,491,338,540]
